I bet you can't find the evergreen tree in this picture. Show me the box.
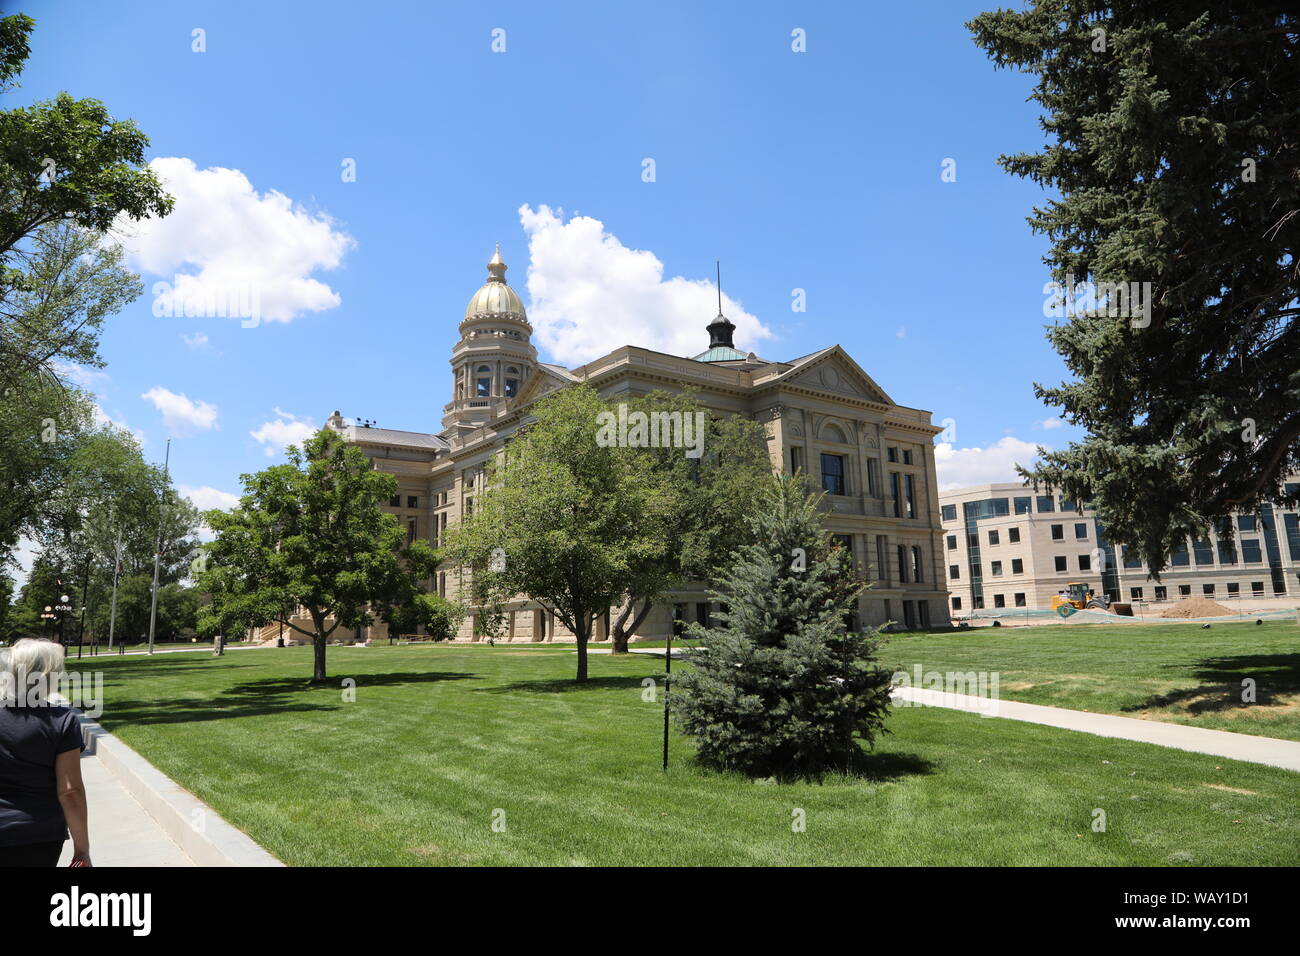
[969,3,1300,570]
[671,475,893,777]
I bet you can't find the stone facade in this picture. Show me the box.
[315,248,951,643]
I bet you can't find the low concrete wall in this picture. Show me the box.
[77,715,284,868]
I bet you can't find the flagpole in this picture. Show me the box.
[107,529,123,653]
[146,439,171,655]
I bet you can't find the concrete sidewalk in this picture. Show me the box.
[892,685,1300,773]
[57,751,194,867]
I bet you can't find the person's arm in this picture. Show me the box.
[55,748,90,866]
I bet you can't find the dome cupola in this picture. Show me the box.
[463,244,528,322]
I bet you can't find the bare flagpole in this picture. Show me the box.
[107,528,123,653]
[146,438,171,655]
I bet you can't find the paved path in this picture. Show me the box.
[891,685,1300,773]
[56,751,194,867]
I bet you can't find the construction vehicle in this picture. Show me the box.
[1051,582,1112,613]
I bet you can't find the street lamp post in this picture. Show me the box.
[147,439,171,655]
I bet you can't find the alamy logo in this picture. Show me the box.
[50,887,151,936]
[595,404,706,459]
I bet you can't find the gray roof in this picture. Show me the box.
[692,345,752,363]
[344,425,449,451]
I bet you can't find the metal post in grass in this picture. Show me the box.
[662,631,672,771]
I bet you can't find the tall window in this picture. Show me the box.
[476,365,492,397]
[896,545,908,583]
[890,473,901,517]
[866,458,881,496]
[821,454,845,495]
[911,546,923,582]
[904,475,916,518]
[505,367,519,398]
[790,446,804,475]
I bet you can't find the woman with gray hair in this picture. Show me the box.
[0,638,90,866]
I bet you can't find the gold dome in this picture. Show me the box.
[464,244,527,320]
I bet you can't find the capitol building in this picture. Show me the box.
[318,246,952,642]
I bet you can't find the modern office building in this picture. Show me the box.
[938,479,1300,616]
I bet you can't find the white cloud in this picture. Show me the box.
[182,332,209,349]
[934,436,1048,491]
[895,326,907,339]
[250,409,316,456]
[115,157,354,323]
[517,204,773,366]
[141,386,218,434]
[180,485,239,512]
[1038,416,1064,430]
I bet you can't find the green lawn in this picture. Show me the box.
[71,643,1299,866]
[887,620,1300,741]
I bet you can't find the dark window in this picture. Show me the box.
[1237,515,1257,532]
[1130,587,1143,599]
[790,446,804,475]
[696,603,711,627]
[1051,524,1064,541]
[1178,584,1191,596]
[990,560,1002,576]
[890,473,901,517]
[1054,556,1067,572]
[967,532,978,548]
[887,447,898,463]
[820,454,845,495]
[1170,541,1190,566]
[1284,514,1300,561]
[904,475,916,518]
[949,564,960,580]
[1250,581,1265,596]
[1011,558,1023,574]
[1078,554,1091,571]
[896,545,908,583]
[1014,496,1031,515]
[946,535,957,550]
[1036,495,1055,513]
[1154,586,1166,601]
[407,520,416,544]
[1123,548,1143,569]
[1014,593,1026,607]
[476,365,492,397]
[911,546,923,583]
[505,379,518,398]
[941,504,957,522]
[1074,522,1088,539]
[1241,539,1263,563]
[993,594,1005,608]
[1217,538,1237,564]
[902,449,913,465]
[388,495,400,507]
[1008,527,1021,543]
[1202,583,1215,596]
[1192,539,1214,565]
[407,496,418,509]
[1226,582,1239,595]
[952,597,962,610]
[1061,497,1076,512]
[971,563,982,578]
[988,530,999,546]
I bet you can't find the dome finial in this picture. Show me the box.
[487,243,507,282]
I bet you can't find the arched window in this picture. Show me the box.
[505,366,519,398]
[476,365,492,398]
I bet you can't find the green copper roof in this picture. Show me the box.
[693,345,749,362]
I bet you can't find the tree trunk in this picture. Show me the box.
[612,598,652,654]
[312,633,327,682]
[575,613,591,682]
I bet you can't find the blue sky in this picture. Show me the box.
[14,0,1080,528]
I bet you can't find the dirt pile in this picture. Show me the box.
[1159,596,1234,618]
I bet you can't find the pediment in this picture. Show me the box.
[780,348,893,406]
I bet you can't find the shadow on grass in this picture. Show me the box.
[1123,653,1300,714]
[691,748,936,785]
[96,672,478,727]
[224,671,478,697]
[478,675,649,694]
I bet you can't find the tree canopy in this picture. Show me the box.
[197,429,443,681]
[969,2,1300,571]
